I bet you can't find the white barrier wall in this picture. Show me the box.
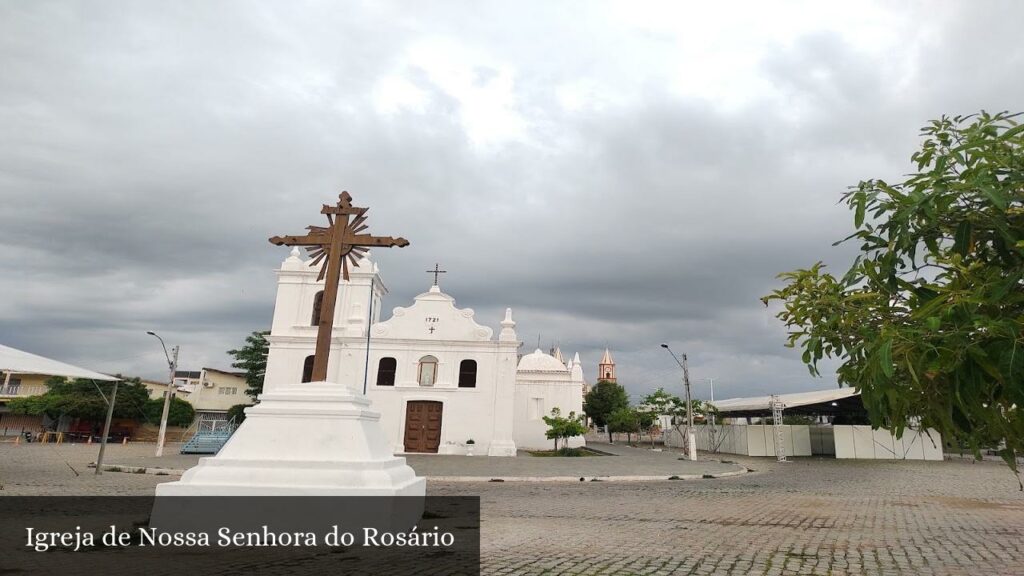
[667,425,812,457]
[833,426,943,460]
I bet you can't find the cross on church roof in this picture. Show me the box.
[426,263,447,286]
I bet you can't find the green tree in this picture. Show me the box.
[542,407,588,450]
[607,407,641,444]
[143,396,195,427]
[8,376,150,422]
[228,330,269,399]
[642,388,707,445]
[635,408,658,447]
[762,111,1024,478]
[584,380,629,442]
[227,403,249,425]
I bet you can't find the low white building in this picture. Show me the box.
[514,349,587,450]
[263,249,586,456]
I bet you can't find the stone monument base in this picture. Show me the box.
[155,381,425,496]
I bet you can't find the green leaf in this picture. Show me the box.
[879,338,894,378]
[967,346,1004,383]
[854,192,866,228]
[953,220,972,256]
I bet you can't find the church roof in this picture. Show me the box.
[600,348,614,365]
[552,346,565,365]
[517,349,570,373]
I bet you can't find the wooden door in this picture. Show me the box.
[403,401,443,453]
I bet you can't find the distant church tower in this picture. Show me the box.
[598,348,616,383]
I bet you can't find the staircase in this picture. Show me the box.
[180,417,237,455]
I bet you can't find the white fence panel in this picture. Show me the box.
[834,425,943,460]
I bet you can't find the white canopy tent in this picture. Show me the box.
[1,343,121,475]
[710,387,859,414]
[0,344,118,381]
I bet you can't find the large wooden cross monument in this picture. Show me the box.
[270,192,409,382]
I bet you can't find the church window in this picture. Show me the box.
[417,356,438,387]
[605,371,611,379]
[311,291,324,326]
[301,355,315,383]
[458,360,477,388]
[376,357,397,386]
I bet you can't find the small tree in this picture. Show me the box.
[584,380,629,442]
[608,407,641,444]
[635,408,658,447]
[642,388,706,448]
[228,330,269,399]
[143,396,195,427]
[542,407,587,450]
[227,403,249,425]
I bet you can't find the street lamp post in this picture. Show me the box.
[660,344,696,461]
[705,377,717,453]
[147,331,179,457]
[706,377,715,426]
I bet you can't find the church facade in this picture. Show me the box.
[263,249,587,456]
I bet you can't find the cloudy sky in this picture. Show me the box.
[2,1,1022,401]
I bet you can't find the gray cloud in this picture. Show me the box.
[2,1,1022,400]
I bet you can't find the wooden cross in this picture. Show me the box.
[426,263,447,286]
[270,192,409,382]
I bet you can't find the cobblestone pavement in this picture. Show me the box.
[2,443,1022,575]
[91,441,742,479]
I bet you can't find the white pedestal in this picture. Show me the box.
[155,381,425,496]
[487,440,517,457]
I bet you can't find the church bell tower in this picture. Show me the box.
[598,348,616,383]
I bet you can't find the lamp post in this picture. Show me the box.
[705,377,717,453]
[147,331,179,457]
[660,344,696,461]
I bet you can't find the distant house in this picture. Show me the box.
[182,368,252,424]
[0,371,52,436]
[142,379,193,401]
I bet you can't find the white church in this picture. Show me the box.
[262,248,590,456]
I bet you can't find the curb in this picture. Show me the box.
[96,463,749,482]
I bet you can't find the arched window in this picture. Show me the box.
[458,360,477,388]
[301,355,315,383]
[376,357,397,387]
[417,355,438,387]
[605,371,611,379]
[311,291,324,326]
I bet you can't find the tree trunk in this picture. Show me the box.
[607,426,613,443]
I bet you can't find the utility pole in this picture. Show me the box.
[706,377,717,453]
[94,379,119,475]
[147,331,179,457]
[661,344,696,461]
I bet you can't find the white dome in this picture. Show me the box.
[517,349,569,373]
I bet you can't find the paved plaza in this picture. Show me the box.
[91,441,745,480]
[1,442,1022,575]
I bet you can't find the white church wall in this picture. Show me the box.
[263,251,526,456]
[364,341,517,456]
[513,381,585,450]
